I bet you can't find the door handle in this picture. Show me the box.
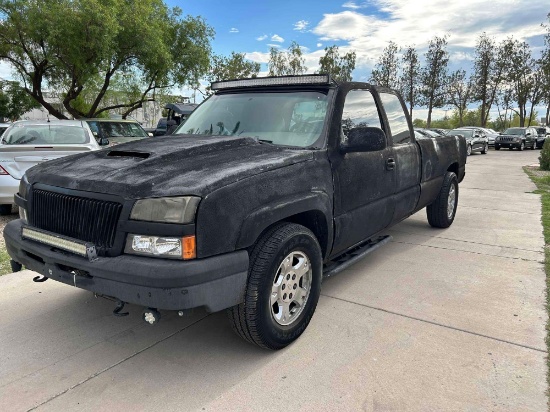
[386,157,396,171]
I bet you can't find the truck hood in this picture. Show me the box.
[25,135,314,199]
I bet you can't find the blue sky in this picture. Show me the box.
[163,0,548,118]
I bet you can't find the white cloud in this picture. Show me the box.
[294,20,310,32]
[229,28,239,33]
[317,43,323,48]
[267,44,282,49]
[245,51,270,64]
[342,1,368,9]
[271,34,284,43]
[256,34,268,41]
[312,0,548,69]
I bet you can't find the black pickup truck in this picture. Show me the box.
[5,75,466,349]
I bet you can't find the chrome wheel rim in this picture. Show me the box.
[467,145,471,155]
[447,184,456,219]
[270,251,312,326]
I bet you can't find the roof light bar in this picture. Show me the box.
[211,75,331,90]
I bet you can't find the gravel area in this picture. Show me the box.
[0,206,19,275]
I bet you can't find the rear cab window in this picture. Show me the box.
[379,93,411,144]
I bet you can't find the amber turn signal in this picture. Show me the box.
[182,235,196,260]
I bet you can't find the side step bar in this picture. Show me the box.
[323,235,392,278]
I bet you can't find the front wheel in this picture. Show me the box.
[495,145,501,151]
[531,142,536,150]
[466,144,472,156]
[228,222,322,349]
[0,204,12,215]
[481,143,488,154]
[519,142,525,151]
[427,172,458,228]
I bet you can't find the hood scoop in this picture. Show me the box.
[107,150,150,159]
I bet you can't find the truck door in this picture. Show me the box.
[378,92,420,224]
[329,89,396,256]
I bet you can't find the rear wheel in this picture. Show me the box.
[0,205,12,215]
[427,172,458,228]
[228,222,322,349]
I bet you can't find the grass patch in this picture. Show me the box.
[0,244,12,275]
[524,165,550,399]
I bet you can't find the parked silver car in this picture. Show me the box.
[0,120,101,215]
[0,123,10,136]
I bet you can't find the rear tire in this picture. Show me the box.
[427,172,458,229]
[0,204,12,215]
[228,222,322,349]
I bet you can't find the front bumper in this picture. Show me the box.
[495,141,521,148]
[4,220,249,312]
[0,174,19,204]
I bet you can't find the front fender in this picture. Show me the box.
[236,191,333,257]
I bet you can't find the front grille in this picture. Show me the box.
[498,137,515,142]
[30,189,122,249]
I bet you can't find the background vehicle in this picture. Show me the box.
[153,117,167,136]
[494,127,537,151]
[5,75,466,349]
[0,123,10,136]
[461,126,499,147]
[415,128,441,138]
[85,119,150,146]
[449,127,489,155]
[158,103,198,136]
[427,128,450,136]
[535,126,550,149]
[0,120,101,215]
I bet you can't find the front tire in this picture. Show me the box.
[495,145,501,150]
[519,142,524,151]
[0,204,12,215]
[427,172,458,228]
[466,144,472,156]
[228,222,322,349]
[481,143,488,154]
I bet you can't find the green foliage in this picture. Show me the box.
[419,36,450,127]
[540,139,550,171]
[399,46,420,116]
[370,41,400,88]
[447,70,473,126]
[0,80,40,121]
[268,42,307,76]
[206,52,260,94]
[0,0,214,119]
[412,118,426,127]
[317,45,356,82]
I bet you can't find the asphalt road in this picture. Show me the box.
[0,148,547,411]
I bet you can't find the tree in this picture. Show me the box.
[446,70,473,126]
[268,41,307,76]
[0,80,40,121]
[370,41,400,89]
[502,38,536,127]
[540,13,550,125]
[471,34,510,127]
[317,45,356,82]
[419,36,450,128]
[0,0,214,119]
[399,46,420,117]
[205,52,260,94]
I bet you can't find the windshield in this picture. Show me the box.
[175,91,329,148]
[87,121,148,144]
[451,129,473,138]
[2,124,89,145]
[504,128,525,135]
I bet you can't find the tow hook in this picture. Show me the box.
[112,300,129,317]
[143,308,161,325]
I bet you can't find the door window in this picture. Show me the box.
[341,90,382,142]
[379,93,411,144]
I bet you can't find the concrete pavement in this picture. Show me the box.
[0,148,547,411]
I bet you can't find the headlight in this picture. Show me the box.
[130,196,200,224]
[125,234,196,260]
[19,174,30,199]
[514,137,520,142]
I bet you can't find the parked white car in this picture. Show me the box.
[0,120,102,215]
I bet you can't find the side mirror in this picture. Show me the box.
[474,134,480,138]
[526,132,531,136]
[341,127,387,153]
[99,137,110,146]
